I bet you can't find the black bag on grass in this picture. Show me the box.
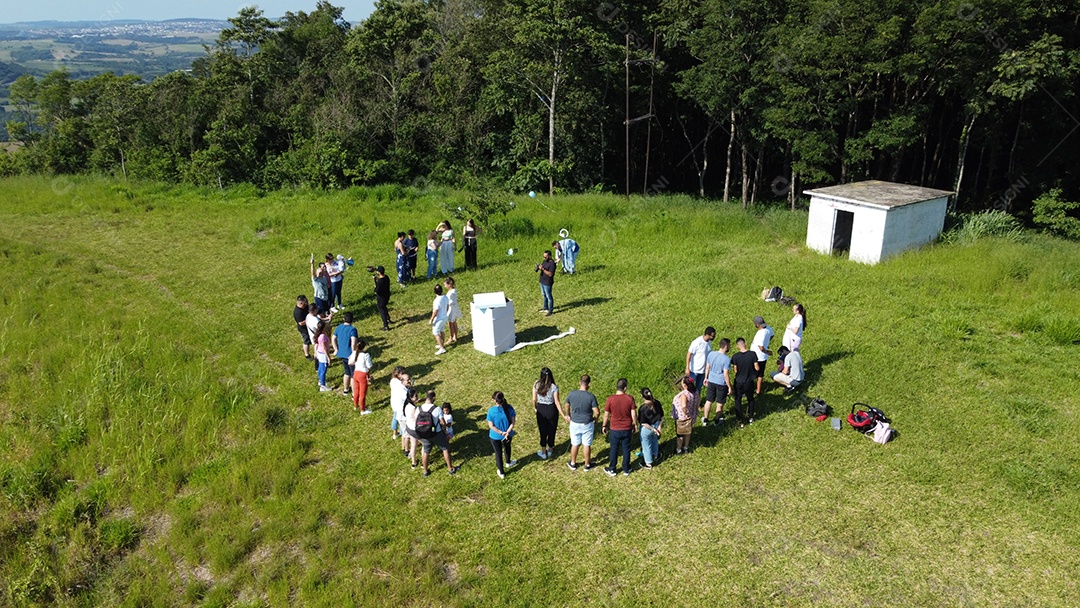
[806,397,829,418]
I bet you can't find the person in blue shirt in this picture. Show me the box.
[332,312,359,396]
[486,391,518,479]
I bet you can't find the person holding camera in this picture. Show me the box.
[373,266,391,331]
[536,250,556,316]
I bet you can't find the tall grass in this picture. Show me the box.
[1,175,1078,607]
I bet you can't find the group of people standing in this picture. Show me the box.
[394,219,480,285]
[684,304,807,442]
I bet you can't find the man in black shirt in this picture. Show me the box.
[730,337,760,428]
[373,266,392,331]
[293,295,312,358]
[537,250,556,316]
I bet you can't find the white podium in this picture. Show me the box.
[471,292,516,356]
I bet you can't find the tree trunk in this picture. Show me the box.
[724,110,735,203]
[953,114,976,211]
[548,58,560,195]
[789,164,796,210]
[740,142,749,209]
[751,146,762,205]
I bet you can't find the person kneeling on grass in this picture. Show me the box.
[771,346,804,391]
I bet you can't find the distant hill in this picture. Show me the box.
[0,19,228,83]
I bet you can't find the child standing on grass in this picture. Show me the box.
[442,403,455,440]
[315,321,331,392]
[426,230,439,279]
[444,277,461,344]
[349,340,373,414]
[389,366,407,439]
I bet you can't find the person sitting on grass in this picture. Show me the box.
[771,346,804,391]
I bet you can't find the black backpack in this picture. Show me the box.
[806,397,829,418]
[415,404,438,439]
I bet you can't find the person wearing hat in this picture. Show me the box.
[771,346,804,391]
[750,315,774,395]
[373,266,392,331]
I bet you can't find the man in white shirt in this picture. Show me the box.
[750,315,774,395]
[430,284,450,355]
[685,327,715,402]
[771,346,804,390]
[702,338,732,425]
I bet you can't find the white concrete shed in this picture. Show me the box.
[803,180,953,264]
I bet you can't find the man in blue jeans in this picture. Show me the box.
[602,378,638,476]
[536,249,556,316]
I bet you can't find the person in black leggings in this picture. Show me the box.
[532,367,566,460]
[486,391,517,478]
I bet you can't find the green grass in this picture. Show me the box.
[1,175,1078,607]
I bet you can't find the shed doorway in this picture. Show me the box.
[832,209,854,252]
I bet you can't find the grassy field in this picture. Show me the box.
[1,175,1078,607]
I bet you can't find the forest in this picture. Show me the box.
[2,0,1078,218]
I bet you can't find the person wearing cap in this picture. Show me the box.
[771,346,804,391]
[750,315,774,395]
[373,266,392,330]
[326,253,346,312]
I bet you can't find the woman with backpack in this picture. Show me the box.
[532,367,565,460]
[486,391,517,479]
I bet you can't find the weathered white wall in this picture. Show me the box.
[805,197,887,263]
[806,195,947,264]
[805,198,835,254]
[880,197,948,261]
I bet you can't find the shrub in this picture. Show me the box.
[941,211,1023,244]
[1032,188,1080,239]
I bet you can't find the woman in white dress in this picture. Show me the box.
[443,277,462,344]
[782,303,806,352]
[436,220,455,274]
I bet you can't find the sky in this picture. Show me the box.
[1,0,377,25]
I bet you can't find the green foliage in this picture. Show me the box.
[941,210,1024,244]
[1032,188,1080,239]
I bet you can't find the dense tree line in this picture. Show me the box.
[2,0,1077,216]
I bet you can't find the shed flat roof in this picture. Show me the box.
[803,180,953,209]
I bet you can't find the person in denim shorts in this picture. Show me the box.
[564,375,600,471]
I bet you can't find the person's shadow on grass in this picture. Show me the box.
[755,349,854,420]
